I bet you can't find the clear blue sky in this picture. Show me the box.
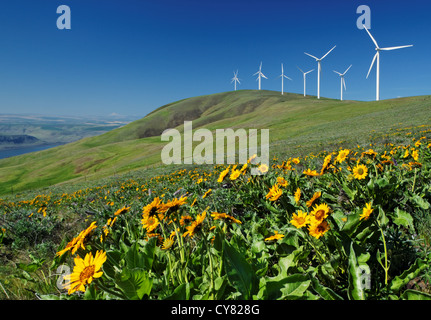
[0,0,429,117]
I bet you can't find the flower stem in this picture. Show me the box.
[377,221,389,285]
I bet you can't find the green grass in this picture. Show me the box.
[0,90,430,195]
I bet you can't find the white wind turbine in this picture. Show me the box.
[304,45,336,99]
[253,62,267,90]
[278,63,292,95]
[231,70,240,91]
[333,65,352,101]
[297,66,314,97]
[363,25,413,101]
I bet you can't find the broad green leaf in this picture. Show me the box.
[411,194,430,210]
[214,276,228,300]
[401,289,431,300]
[265,273,311,300]
[342,183,357,201]
[342,212,361,236]
[141,236,157,269]
[104,250,123,279]
[115,268,152,300]
[392,207,414,231]
[347,242,369,300]
[125,237,156,270]
[376,177,390,190]
[389,258,427,292]
[83,283,98,300]
[251,240,269,257]
[310,277,343,300]
[377,206,389,227]
[164,283,193,300]
[223,240,256,299]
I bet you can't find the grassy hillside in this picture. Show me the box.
[0,90,430,195]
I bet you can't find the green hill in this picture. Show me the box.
[0,90,430,195]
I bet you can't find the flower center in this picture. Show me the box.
[357,168,364,175]
[315,210,325,220]
[80,265,95,283]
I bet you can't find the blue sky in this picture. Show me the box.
[0,0,429,117]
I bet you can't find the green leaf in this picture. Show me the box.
[411,194,430,210]
[347,242,370,300]
[125,237,156,270]
[342,183,357,201]
[83,283,98,300]
[377,206,389,227]
[265,273,311,300]
[376,177,390,190]
[392,207,414,231]
[389,258,428,292]
[104,250,123,279]
[310,277,343,300]
[401,289,431,300]
[115,268,152,300]
[342,213,361,237]
[214,275,229,300]
[17,262,41,273]
[222,240,256,299]
[39,294,61,300]
[164,283,193,300]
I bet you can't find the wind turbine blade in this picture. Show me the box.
[333,70,342,76]
[363,24,379,48]
[320,45,336,60]
[305,69,314,74]
[367,53,378,79]
[297,66,304,74]
[343,64,352,75]
[304,52,319,60]
[343,78,346,91]
[285,76,292,81]
[261,74,268,79]
[380,45,413,51]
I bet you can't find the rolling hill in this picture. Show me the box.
[0,90,430,195]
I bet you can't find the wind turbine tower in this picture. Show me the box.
[304,45,336,99]
[278,63,292,95]
[363,25,413,101]
[333,65,352,101]
[254,62,268,90]
[297,67,314,97]
[231,70,240,91]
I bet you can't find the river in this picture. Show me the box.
[0,144,61,160]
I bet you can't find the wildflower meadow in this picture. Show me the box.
[1,124,431,300]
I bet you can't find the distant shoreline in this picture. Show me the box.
[0,143,63,159]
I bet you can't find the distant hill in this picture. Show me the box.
[0,134,40,146]
[0,90,430,195]
[0,113,136,146]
